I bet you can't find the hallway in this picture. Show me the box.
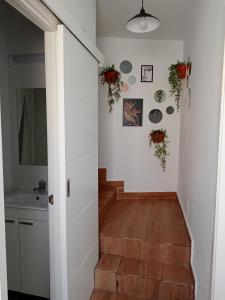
[91,170,194,299]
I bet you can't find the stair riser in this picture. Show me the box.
[100,236,191,267]
[117,275,193,300]
[99,205,113,229]
[95,269,117,292]
[98,168,107,182]
[99,196,116,229]
[95,268,193,300]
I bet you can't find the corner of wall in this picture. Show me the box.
[176,191,198,297]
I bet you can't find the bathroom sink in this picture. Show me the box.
[5,191,48,210]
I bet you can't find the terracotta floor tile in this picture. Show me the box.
[121,238,144,260]
[171,284,190,300]
[163,244,190,267]
[117,257,143,277]
[100,199,191,247]
[163,264,193,285]
[143,261,163,280]
[117,275,171,300]
[95,269,117,292]
[100,236,123,256]
[96,254,122,272]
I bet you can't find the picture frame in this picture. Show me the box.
[123,98,143,127]
[141,65,153,82]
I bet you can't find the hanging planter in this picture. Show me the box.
[176,63,187,79]
[168,61,186,110]
[149,129,169,172]
[99,65,124,112]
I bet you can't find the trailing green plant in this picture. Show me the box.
[99,64,123,112]
[149,129,169,172]
[168,61,186,110]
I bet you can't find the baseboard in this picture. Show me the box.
[117,191,177,200]
[176,192,197,299]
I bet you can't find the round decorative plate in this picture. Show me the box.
[128,75,136,85]
[149,109,163,124]
[120,60,132,74]
[154,90,166,103]
[122,83,129,93]
[166,106,175,115]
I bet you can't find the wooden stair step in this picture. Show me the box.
[95,255,194,300]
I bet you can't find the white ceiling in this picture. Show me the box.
[97,0,191,40]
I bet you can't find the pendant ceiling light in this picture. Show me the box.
[126,0,160,33]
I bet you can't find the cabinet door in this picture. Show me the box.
[5,218,20,291]
[19,219,50,298]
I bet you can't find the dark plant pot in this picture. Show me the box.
[151,131,165,144]
[176,64,187,79]
[104,70,119,84]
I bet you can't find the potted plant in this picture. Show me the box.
[168,61,186,110]
[149,129,169,172]
[99,65,123,112]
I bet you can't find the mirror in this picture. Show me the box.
[16,88,47,166]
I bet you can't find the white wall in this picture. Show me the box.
[178,0,225,299]
[42,0,96,43]
[98,37,183,192]
[0,3,47,193]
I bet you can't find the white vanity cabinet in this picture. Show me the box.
[5,207,49,298]
[5,218,20,292]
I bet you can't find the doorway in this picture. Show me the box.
[0,2,49,299]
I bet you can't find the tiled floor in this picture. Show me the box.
[8,291,49,300]
[100,198,190,247]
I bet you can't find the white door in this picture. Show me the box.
[57,25,98,300]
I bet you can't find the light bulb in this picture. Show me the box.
[139,17,148,31]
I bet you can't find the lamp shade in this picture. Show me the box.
[126,2,160,33]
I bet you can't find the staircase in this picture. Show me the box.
[91,169,195,300]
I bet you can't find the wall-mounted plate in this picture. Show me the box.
[149,109,163,123]
[166,106,174,115]
[120,60,132,74]
[154,90,166,103]
[122,83,129,92]
[128,75,136,85]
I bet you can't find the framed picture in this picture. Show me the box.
[141,65,153,82]
[123,98,143,126]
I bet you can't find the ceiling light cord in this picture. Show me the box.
[141,0,145,13]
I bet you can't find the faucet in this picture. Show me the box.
[33,180,47,193]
